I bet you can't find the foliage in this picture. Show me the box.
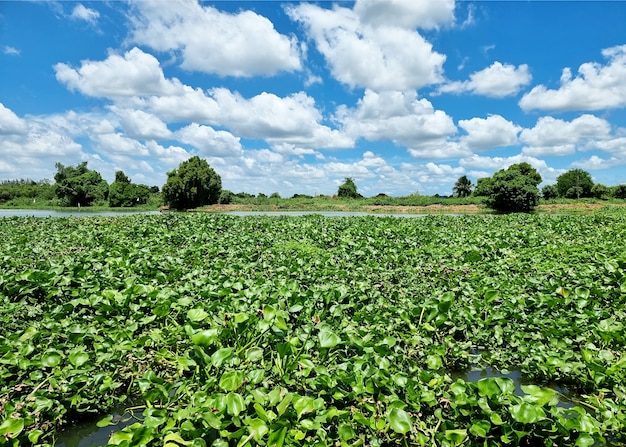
[54,162,109,207]
[541,184,558,200]
[484,163,542,212]
[556,169,594,198]
[108,171,151,207]
[591,183,610,200]
[613,184,626,199]
[218,190,233,205]
[162,156,222,209]
[0,179,55,204]
[2,212,626,446]
[473,178,493,197]
[337,177,361,198]
[453,175,473,197]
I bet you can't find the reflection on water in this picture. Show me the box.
[55,406,142,447]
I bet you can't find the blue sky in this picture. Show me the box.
[1,0,626,197]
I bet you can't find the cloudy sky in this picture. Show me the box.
[1,0,626,196]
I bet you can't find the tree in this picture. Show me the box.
[485,162,542,212]
[338,177,360,198]
[542,184,558,200]
[473,177,493,197]
[613,184,626,199]
[591,183,610,200]
[162,156,222,209]
[556,169,593,199]
[452,175,473,197]
[109,170,151,207]
[54,162,109,207]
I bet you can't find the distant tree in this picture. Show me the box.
[109,170,151,207]
[338,177,360,198]
[218,190,233,204]
[473,177,493,197]
[485,162,542,212]
[54,162,109,207]
[613,184,626,199]
[162,156,222,209]
[270,192,281,199]
[591,183,610,200]
[542,184,558,200]
[149,185,160,194]
[556,169,594,198]
[452,175,473,197]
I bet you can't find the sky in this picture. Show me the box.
[1,1,626,197]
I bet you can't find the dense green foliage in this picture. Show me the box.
[556,169,594,199]
[0,180,55,205]
[452,176,473,198]
[54,162,109,207]
[337,178,360,198]
[162,156,222,209]
[108,171,151,208]
[1,212,626,446]
[541,185,558,200]
[483,163,542,212]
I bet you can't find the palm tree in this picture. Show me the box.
[453,175,473,197]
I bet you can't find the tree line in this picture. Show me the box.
[1,157,625,212]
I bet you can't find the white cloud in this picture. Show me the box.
[353,0,455,29]
[520,44,626,112]
[438,62,532,97]
[288,3,446,90]
[110,107,172,140]
[3,46,20,56]
[176,123,243,157]
[458,115,521,151]
[336,90,456,148]
[520,114,611,156]
[460,153,560,184]
[70,4,100,25]
[127,1,301,77]
[571,155,622,170]
[55,47,180,98]
[0,103,27,134]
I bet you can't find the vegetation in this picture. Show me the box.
[556,169,594,199]
[452,175,473,198]
[162,156,222,210]
[108,171,151,208]
[54,162,109,207]
[480,163,542,213]
[337,178,361,198]
[1,212,626,446]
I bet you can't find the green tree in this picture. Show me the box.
[613,184,626,199]
[473,177,493,197]
[162,156,222,209]
[452,175,473,197]
[338,177,360,198]
[54,162,109,207]
[542,184,558,200]
[109,170,151,207]
[485,162,542,212]
[591,183,610,200]
[556,169,594,198]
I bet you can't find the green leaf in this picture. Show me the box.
[0,417,24,437]
[219,371,245,391]
[211,347,234,368]
[187,308,209,322]
[96,414,114,427]
[225,392,245,416]
[318,327,341,348]
[469,420,491,437]
[41,351,62,368]
[444,429,467,445]
[69,349,90,367]
[293,395,316,419]
[510,403,546,424]
[268,426,287,447]
[477,378,500,397]
[245,347,264,363]
[247,418,269,442]
[388,407,412,434]
[164,432,192,446]
[191,328,219,347]
[520,384,556,406]
[338,424,356,440]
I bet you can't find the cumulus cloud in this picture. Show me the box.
[288,3,446,91]
[460,153,560,184]
[0,103,28,134]
[438,62,532,97]
[520,45,626,112]
[127,1,301,77]
[110,107,172,140]
[520,114,611,156]
[70,4,100,25]
[176,123,243,157]
[458,115,521,151]
[54,47,179,98]
[336,90,456,148]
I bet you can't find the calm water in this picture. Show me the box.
[0,209,159,218]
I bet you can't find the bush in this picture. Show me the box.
[542,185,558,200]
[485,163,542,213]
[162,156,222,209]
